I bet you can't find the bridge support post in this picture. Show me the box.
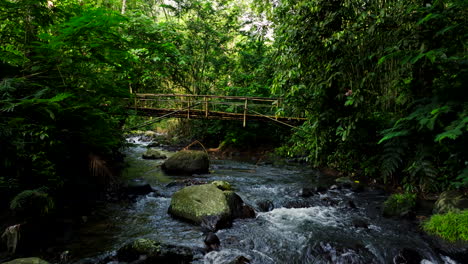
[187,96,190,119]
[204,96,208,117]
[243,99,248,127]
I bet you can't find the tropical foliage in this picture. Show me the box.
[1,0,466,212]
[260,0,467,192]
[423,210,468,242]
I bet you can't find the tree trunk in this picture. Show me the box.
[121,0,127,14]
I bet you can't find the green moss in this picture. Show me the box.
[117,238,162,261]
[382,192,416,217]
[162,150,209,175]
[131,238,161,254]
[211,180,232,191]
[423,210,468,242]
[168,184,230,223]
[3,257,50,264]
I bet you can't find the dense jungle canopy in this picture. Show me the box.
[0,0,467,203]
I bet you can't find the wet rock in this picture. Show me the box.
[166,179,208,188]
[425,234,468,263]
[229,256,251,264]
[335,177,353,188]
[124,181,154,196]
[147,142,160,148]
[142,149,166,160]
[169,184,230,227]
[306,242,373,264]
[393,248,422,264]
[212,181,232,191]
[300,185,327,197]
[201,215,225,231]
[350,182,365,193]
[168,184,254,231]
[347,200,357,209]
[116,238,193,264]
[162,150,209,175]
[352,218,368,229]
[2,258,50,264]
[204,232,220,251]
[329,185,340,190]
[433,190,468,214]
[224,191,256,219]
[320,197,339,207]
[283,200,313,208]
[256,200,274,212]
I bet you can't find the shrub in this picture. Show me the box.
[10,189,54,218]
[423,210,468,242]
[382,192,417,217]
[422,210,468,242]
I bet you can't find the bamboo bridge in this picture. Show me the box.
[127,93,306,127]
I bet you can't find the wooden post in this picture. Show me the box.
[187,96,190,119]
[204,96,208,117]
[243,99,248,127]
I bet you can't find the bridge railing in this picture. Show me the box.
[129,93,305,126]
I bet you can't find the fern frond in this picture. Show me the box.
[380,139,406,182]
[88,153,116,188]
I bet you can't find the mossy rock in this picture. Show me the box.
[211,180,232,191]
[10,189,54,218]
[168,184,254,230]
[117,238,193,263]
[3,258,50,264]
[162,150,209,175]
[433,190,468,214]
[142,148,167,160]
[117,238,161,261]
[335,177,353,185]
[168,184,230,225]
[382,193,416,218]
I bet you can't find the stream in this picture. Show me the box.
[67,136,458,264]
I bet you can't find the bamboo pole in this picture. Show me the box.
[204,96,208,117]
[243,99,248,127]
[187,96,190,119]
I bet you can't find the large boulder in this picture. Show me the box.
[168,184,254,230]
[433,190,468,214]
[162,150,209,175]
[116,238,193,264]
[3,258,50,264]
[142,148,166,160]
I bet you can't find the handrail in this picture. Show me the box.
[134,93,278,102]
[127,93,305,127]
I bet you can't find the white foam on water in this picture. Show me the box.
[248,186,284,195]
[204,249,252,264]
[259,206,346,230]
[441,255,458,264]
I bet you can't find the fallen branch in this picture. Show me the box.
[182,140,208,155]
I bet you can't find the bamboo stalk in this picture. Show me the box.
[243,99,248,127]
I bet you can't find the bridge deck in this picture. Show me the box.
[128,93,306,126]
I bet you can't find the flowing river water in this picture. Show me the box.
[68,137,458,264]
